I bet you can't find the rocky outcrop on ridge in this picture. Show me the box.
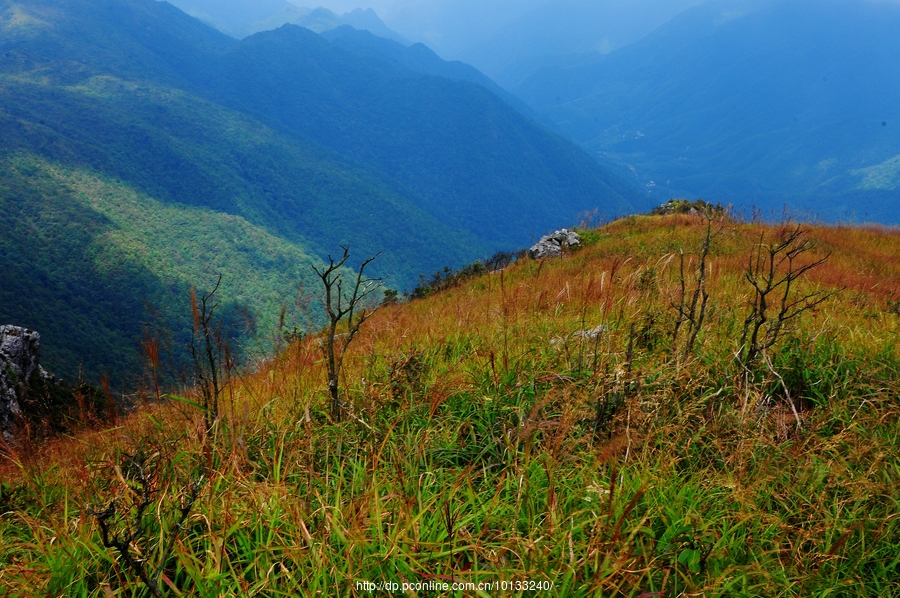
[1,326,46,440]
[528,229,580,259]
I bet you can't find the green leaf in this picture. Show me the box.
[164,394,206,411]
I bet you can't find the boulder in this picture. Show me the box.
[528,229,580,259]
[571,325,609,342]
[0,326,42,440]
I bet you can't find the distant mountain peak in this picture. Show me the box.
[163,0,409,44]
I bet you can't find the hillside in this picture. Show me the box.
[515,0,900,222]
[206,24,641,242]
[0,0,642,381]
[1,215,898,595]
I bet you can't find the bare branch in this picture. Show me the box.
[313,246,384,421]
[739,227,839,368]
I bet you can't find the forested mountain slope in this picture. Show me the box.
[0,0,641,382]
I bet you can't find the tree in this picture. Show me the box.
[188,276,227,432]
[312,246,383,422]
[671,217,720,359]
[738,225,837,368]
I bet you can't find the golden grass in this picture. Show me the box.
[2,214,899,596]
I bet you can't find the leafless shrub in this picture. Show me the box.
[671,218,720,359]
[738,225,839,368]
[312,246,384,422]
[92,448,203,597]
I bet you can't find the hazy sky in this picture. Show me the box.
[295,0,714,61]
[297,0,550,56]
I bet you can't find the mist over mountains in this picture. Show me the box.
[455,0,704,88]
[514,0,900,221]
[166,0,408,41]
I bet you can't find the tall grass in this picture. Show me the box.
[2,215,899,596]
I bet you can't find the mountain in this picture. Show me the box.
[164,0,292,35]
[340,7,408,44]
[514,0,900,222]
[319,26,549,130]
[457,0,703,89]
[380,0,548,60]
[167,0,409,43]
[208,24,641,241]
[160,0,296,35]
[237,5,409,43]
[0,0,642,382]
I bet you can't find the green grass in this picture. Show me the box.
[2,216,899,595]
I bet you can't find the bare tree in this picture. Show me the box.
[188,275,227,432]
[92,448,203,598]
[671,218,719,359]
[738,225,838,368]
[312,246,383,422]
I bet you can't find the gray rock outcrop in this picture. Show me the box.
[0,326,43,440]
[528,229,580,259]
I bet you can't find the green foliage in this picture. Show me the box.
[411,249,523,299]
[0,0,641,383]
[649,198,727,218]
[0,153,324,382]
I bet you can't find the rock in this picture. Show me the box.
[550,325,609,348]
[571,325,609,342]
[0,326,42,440]
[528,229,580,259]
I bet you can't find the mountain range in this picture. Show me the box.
[166,0,408,42]
[0,0,640,383]
[456,0,704,89]
[513,0,900,222]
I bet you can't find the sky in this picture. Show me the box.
[294,0,553,56]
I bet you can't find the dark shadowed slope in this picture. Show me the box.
[209,25,642,241]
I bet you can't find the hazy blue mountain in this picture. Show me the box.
[319,26,545,125]
[339,7,409,44]
[240,6,341,37]
[457,0,703,88]
[164,0,290,35]
[1,0,642,381]
[379,0,548,59]
[515,0,900,222]
[207,24,642,241]
[238,5,409,43]
[166,0,409,42]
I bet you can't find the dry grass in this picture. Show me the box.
[2,214,899,596]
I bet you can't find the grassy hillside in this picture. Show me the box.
[2,215,898,595]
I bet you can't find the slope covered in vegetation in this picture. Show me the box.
[0,0,642,382]
[1,215,898,596]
